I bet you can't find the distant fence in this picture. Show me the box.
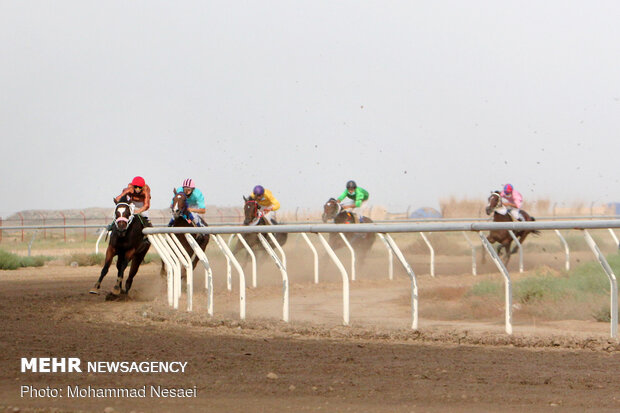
[144,220,620,339]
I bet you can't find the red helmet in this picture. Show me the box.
[503,183,513,194]
[131,176,145,187]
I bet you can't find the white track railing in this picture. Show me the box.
[144,220,620,338]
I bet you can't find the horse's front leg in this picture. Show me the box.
[112,252,129,296]
[124,243,149,294]
[501,240,512,265]
[90,246,116,294]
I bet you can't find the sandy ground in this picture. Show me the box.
[2,238,620,413]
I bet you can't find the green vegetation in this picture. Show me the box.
[0,249,53,270]
[468,253,620,320]
[65,252,160,266]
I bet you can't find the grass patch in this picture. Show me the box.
[66,253,105,267]
[467,254,620,320]
[0,249,53,270]
[65,252,161,266]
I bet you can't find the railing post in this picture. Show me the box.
[161,234,183,308]
[258,234,289,322]
[212,235,232,291]
[148,235,175,307]
[508,230,523,273]
[316,233,349,326]
[185,234,214,316]
[215,234,246,320]
[383,234,418,330]
[554,230,570,271]
[235,234,257,288]
[376,233,394,280]
[419,232,435,277]
[478,232,513,335]
[168,234,194,312]
[300,233,319,284]
[583,230,618,339]
[608,228,619,248]
[462,232,477,276]
[338,233,356,281]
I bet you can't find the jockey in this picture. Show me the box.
[170,178,206,227]
[109,176,152,229]
[500,183,523,221]
[249,185,280,223]
[337,180,369,222]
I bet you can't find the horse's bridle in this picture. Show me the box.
[244,200,261,225]
[322,199,342,222]
[486,192,502,215]
[171,193,188,219]
[114,202,135,231]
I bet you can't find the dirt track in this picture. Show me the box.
[2,243,620,412]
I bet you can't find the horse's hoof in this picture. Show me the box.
[89,288,100,295]
[111,286,121,296]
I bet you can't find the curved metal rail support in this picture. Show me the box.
[461,232,477,276]
[156,234,181,310]
[215,234,246,320]
[478,232,513,335]
[300,233,319,284]
[267,233,287,269]
[257,234,289,322]
[608,228,619,248]
[164,234,188,305]
[583,230,618,338]
[554,230,570,271]
[147,234,175,307]
[95,230,110,255]
[419,232,435,277]
[376,234,394,280]
[383,234,418,330]
[212,234,232,291]
[184,234,214,316]
[235,234,257,288]
[316,233,350,326]
[169,234,194,312]
[507,230,523,273]
[338,232,356,281]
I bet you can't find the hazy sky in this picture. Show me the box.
[1,1,619,217]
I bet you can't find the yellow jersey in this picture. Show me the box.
[250,189,280,211]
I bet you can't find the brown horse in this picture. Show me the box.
[231,197,288,260]
[485,191,539,264]
[90,201,150,297]
[322,198,376,262]
[159,189,210,277]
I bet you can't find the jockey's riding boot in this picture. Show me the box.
[168,218,174,227]
[352,213,359,224]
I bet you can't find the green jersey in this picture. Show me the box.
[337,187,369,208]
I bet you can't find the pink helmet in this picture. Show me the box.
[131,176,145,187]
[182,178,196,189]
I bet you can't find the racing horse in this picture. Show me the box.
[231,197,288,260]
[89,201,150,297]
[322,197,376,262]
[484,191,539,264]
[159,189,210,277]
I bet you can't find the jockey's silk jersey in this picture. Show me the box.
[176,187,206,209]
[500,189,523,209]
[249,189,280,211]
[337,187,369,208]
[117,184,151,211]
